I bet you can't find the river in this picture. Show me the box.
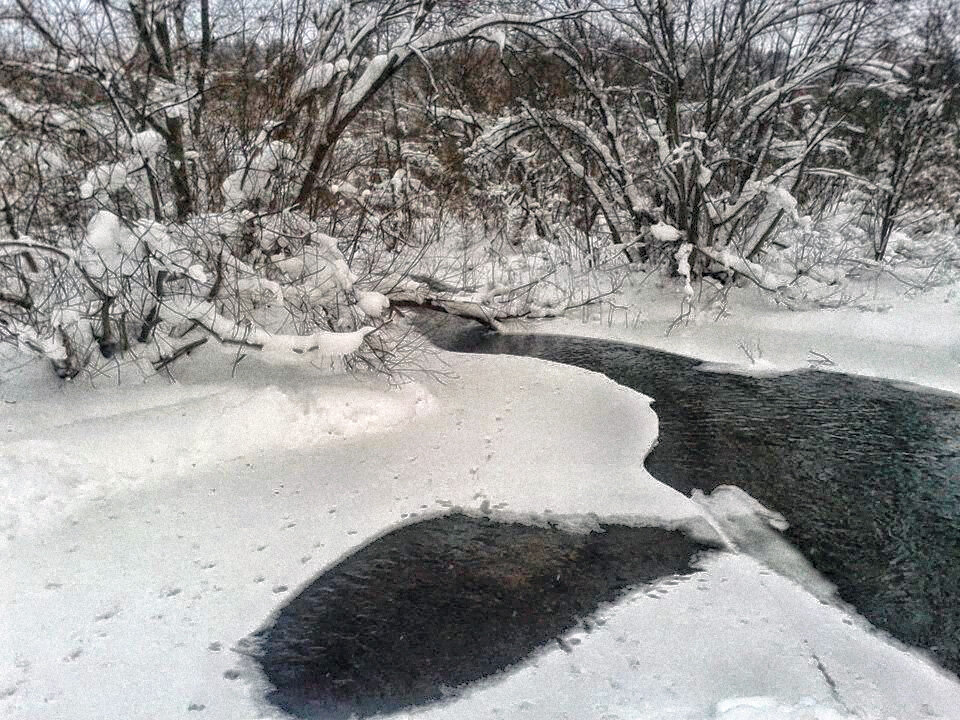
[428,319,960,677]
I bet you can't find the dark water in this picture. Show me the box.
[251,514,709,719]
[428,319,960,676]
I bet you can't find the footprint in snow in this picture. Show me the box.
[94,607,119,621]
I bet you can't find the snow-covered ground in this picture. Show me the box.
[528,274,960,396]
[3,337,960,720]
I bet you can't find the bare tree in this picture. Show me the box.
[473,0,898,285]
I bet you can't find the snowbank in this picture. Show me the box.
[527,277,960,395]
[0,353,430,538]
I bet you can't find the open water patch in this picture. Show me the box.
[423,316,960,676]
[249,513,709,719]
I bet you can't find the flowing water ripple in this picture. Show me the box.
[433,321,960,676]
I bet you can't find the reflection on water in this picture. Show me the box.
[430,319,960,675]
[251,514,708,719]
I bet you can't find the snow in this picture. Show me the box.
[651,221,683,244]
[341,53,394,109]
[2,318,68,362]
[187,263,208,282]
[149,79,192,120]
[221,141,297,207]
[710,697,851,720]
[765,186,798,216]
[291,62,337,99]
[695,358,787,378]
[0,355,429,537]
[713,248,795,290]
[83,209,138,272]
[236,276,284,304]
[130,129,165,159]
[165,297,374,356]
[3,343,960,720]
[220,169,247,206]
[487,28,508,53]
[675,242,695,297]
[357,290,390,318]
[529,276,960,396]
[84,210,125,254]
[79,161,130,198]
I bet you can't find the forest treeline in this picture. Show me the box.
[1,0,958,378]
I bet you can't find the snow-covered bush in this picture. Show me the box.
[734,205,960,309]
[0,204,385,377]
[0,0,589,379]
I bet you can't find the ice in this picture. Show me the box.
[691,486,836,602]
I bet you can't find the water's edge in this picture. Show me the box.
[251,514,711,719]
[422,314,960,677]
